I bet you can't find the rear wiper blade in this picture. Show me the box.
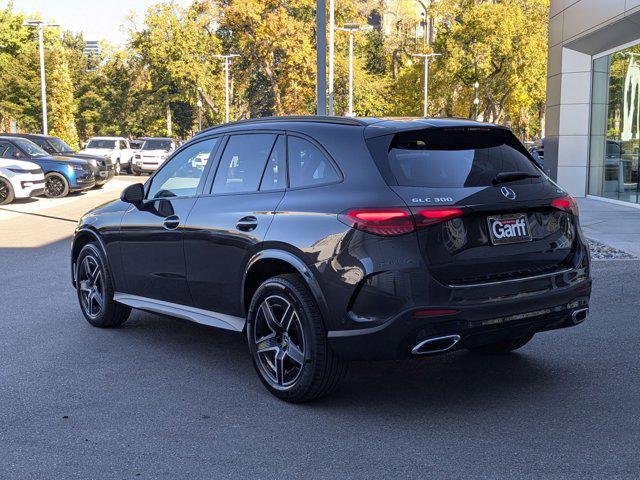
[492,171,540,185]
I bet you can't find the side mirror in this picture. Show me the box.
[120,183,145,204]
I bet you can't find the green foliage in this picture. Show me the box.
[47,48,80,149]
[429,0,549,135]
[0,0,551,142]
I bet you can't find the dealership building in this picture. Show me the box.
[546,0,640,206]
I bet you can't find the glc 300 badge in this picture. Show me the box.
[500,186,516,200]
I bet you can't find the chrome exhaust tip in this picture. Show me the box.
[571,307,589,325]
[411,334,461,355]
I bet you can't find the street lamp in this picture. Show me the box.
[213,54,240,124]
[197,99,203,131]
[473,81,480,119]
[336,24,372,117]
[23,20,60,135]
[410,52,441,117]
[414,0,429,49]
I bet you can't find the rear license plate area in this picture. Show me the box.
[487,214,532,245]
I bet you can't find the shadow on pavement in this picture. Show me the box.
[115,308,560,412]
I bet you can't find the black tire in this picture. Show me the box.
[0,177,15,205]
[467,333,534,355]
[44,172,70,198]
[132,169,141,176]
[247,274,348,403]
[93,182,105,189]
[76,243,131,328]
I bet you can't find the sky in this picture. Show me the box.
[10,0,191,45]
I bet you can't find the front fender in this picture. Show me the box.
[70,227,110,287]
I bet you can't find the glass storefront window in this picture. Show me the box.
[589,45,640,203]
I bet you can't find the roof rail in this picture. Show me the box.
[196,115,368,135]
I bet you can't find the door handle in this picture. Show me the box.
[163,215,180,230]
[236,215,258,231]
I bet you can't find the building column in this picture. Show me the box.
[545,47,592,197]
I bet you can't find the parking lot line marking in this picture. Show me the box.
[0,207,78,223]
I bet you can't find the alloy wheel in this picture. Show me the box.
[0,179,9,204]
[253,295,306,389]
[45,175,66,197]
[78,255,105,319]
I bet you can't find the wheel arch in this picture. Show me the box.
[71,228,109,287]
[242,249,331,327]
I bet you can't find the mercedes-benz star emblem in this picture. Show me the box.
[500,186,517,200]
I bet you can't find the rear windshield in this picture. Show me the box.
[86,139,116,149]
[372,128,542,188]
[142,139,173,151]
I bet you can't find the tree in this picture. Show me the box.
[0,3,40,132]
[130,0,224,136]
[47,47,80,149]
[1,0,551,142]
[219,0,317,117]
[428,0,549,135]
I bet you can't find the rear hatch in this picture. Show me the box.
[366,126,578,286]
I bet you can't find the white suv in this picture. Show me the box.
[0,157,46,205]
[79,137,134,175]
[131,137,176,175]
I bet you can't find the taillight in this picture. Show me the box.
[552,195,578,216]
[339,206,465,236]
[412,207,465,227]
[339,208,415,236]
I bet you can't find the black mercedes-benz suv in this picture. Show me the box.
[71,116,591,402]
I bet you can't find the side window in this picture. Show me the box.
[259,135,286,191]
[147,138,218,199]
[0,143,23,160]
[31,137,51,152]
[288,136,340,188]
[212,134,277,194]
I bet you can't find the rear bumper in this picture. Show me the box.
[132,163,161,173]
[328,275,591,361]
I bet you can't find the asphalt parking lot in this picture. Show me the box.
[1,183,639,479]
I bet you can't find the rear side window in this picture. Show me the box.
[29,137,50,151]
[259,135,286,191]
[378,128,541,188]
[213,134,277,194]
[288,136,340,188]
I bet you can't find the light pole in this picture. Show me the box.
[473,81,480,119]
[411,52,441,117]
[213,54,240,123]
[316,0,327,116]
[24,20,59,135]
[197,98,203,131]
[336,24,372,117]
[328,0,335,116]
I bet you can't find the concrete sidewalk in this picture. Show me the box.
[578,197,640,257]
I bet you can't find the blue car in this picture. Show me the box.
[0,136,95,198]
